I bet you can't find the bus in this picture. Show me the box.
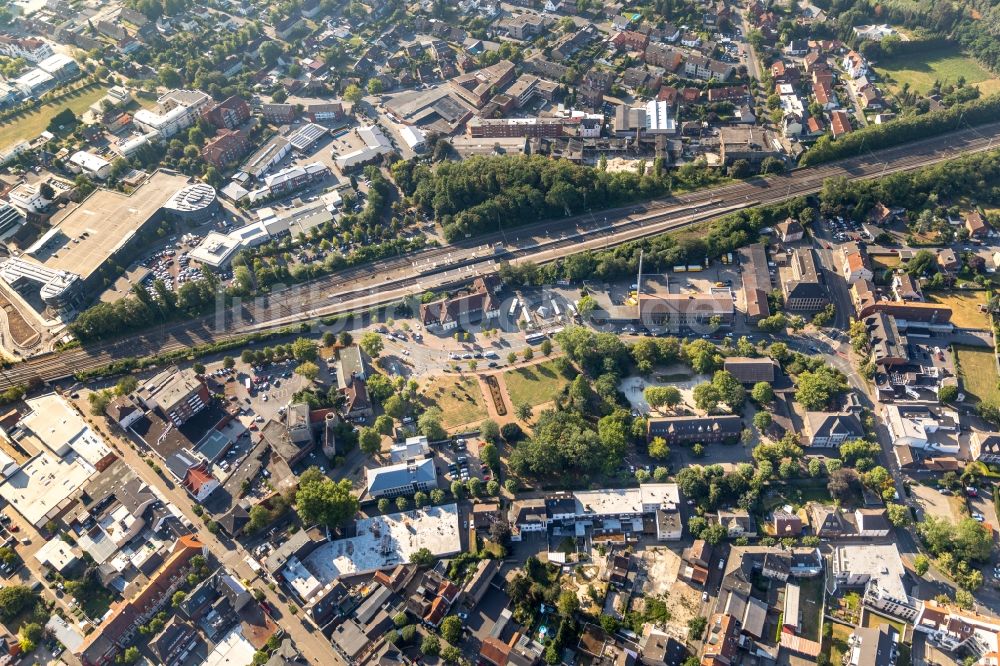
[244,378,252,393]
[508,298,519,318]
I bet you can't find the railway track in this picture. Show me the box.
[3,122,1000,389]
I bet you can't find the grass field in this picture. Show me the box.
[878,46,1000,95]
[798,577,825,641]
[927,291,989,329]
[863,610,906,635]
[420,375,487,429]
[955,345,1000,408]
[504,358,576,408]
[871,255,901,271]
[0,84,107,148]
[825,622,854,666]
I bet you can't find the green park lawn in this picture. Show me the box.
[955,346,1000,408]
[825,622,854,666]
[0,84,106,148]
[504,358,576,408]
[877,46,1000,94]
[419,375,488,430]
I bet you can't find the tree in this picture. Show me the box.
[378,498,391,514]
[418,407,447,440]
[753,411,772,432]
[441,645,462,663]
[481,419,500,443]
[260,41,283,67]
[886,503,910,527]
[557,589,580,618]
[688,616,708,640]
[430,489,446,504]
[17,622,42,653]
[795,367,848,410]
[89,390,112,416]
[523,347,534,361]
[577,294,598,317]
[383,395,406,420]
[294,361,320,381]
[468,477,484,497]
[751,382,773,404]
[501,422,524,442]
[693,383,720,411]
[295,468,358,528]
[541,339,553,356]
[223,356,236,369]
[374,415,394,435]
[645,386,682,410]
[359,332,384,357]
[115,375,138,396]
[0,586,36,622]
[410,547,435,566]
[440,615,463,644]
[481,442,500,471]
[292,337,319,362]
[683,339,722,374]
[516,402,533,421]
[938,384,958,403]
[421,634,441,656]
[648,436,670,460]
[367,78,384,95]
[344,83,363,103]
[394,612,409,628]
[914,554,930,576]
[121,646,140,663]
[158,64,181,88]
[396,495,410,511]
[827,468,862,502]
[172,590,187,607]
[701,523,728,545]
[359,427,381,455]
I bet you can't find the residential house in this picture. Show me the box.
[855,509,891,537]
[810,504,851,537]
[782,248,829,311]
[842,50,868,78]
[716,509,755,537]
[776,218,804,242]
[773,509,803,536]
[830,109,852,138]
[723,357,777,385]
[646,415,742,445]
[842,246,873,284]
[803,411,864,448]
[965,210,989,237]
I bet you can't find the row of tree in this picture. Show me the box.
[800,93,1000,167]
[391,155,724,242]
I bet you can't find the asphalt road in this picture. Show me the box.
[4,121,1000,390]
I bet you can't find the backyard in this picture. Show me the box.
[824,621,854,666]
[504,358,576,408]
[955,345,1000,408]
[877,46,1000,95]
[0,83,107,147]
[927,291,989,329]
[798,576,826,642]
[419,374,488,430]
[862,609,905,636]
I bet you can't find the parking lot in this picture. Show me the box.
[435,437,492,489]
